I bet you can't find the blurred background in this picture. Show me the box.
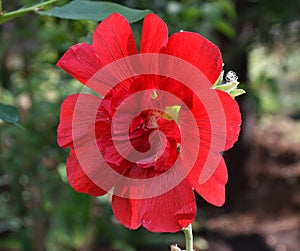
[0,0,300,250]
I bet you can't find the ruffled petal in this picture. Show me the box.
[57,13,138,86]
[66,148,107,196]
[163,31,223,84]
[112,177,196,232]
[57,94,102,148]
[189,156,227,206]
[154,138,179,172]
[57,43,102,84]
[95,117,131,168]
[140,13,168,53]
[92,13,138,64]
[216,90,241,150]
[57,94,79,148]
[185,89,241,154]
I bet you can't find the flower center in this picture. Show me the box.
[129,109,181,172]
[143,111,159,130]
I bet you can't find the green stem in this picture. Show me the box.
[0,0,58,24]
[0,0,2,13]
[182,224,193,251]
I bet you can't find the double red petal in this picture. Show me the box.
[57,13,243,233]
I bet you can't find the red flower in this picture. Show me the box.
[57,13,241,232]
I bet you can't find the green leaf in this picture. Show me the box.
[39,0,152,23]
[0,102,19,125]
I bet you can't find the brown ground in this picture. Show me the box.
[197,115,300,251]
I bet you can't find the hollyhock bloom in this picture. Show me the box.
[57,13,241,232]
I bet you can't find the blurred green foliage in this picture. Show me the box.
[249,45,300,115]
[1,0,300,251]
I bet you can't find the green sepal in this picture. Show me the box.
[228,89,246,98]
[212,70,246,99]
